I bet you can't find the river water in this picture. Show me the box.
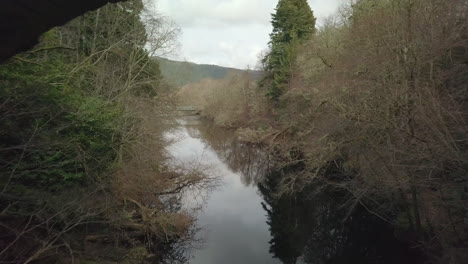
[165,116,421,264]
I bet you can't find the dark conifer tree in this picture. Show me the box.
[262,0,316,101]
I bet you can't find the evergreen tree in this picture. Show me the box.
[262,0,316,101]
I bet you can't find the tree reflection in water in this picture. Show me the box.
[178,117,422,264]
[184,117,270,187]
[258,170,423,264]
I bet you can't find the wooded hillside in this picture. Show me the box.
[156,57,261,87]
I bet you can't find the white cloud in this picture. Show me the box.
[156,0,273,27]
[152,0,343,69]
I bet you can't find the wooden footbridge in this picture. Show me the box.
[175,106,201,116]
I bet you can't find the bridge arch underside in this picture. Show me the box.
[0,0,125,62]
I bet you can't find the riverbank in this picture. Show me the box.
[164,116,427,263]
[175,1,468,262]
[185,89,467,263]
[0,1,195,262]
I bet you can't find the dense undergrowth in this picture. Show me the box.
[178,0,468,262]
[0,1,208,263]
[177,72,264,127]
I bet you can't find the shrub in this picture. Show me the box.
[0,60,123,190]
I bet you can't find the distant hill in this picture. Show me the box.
[155,57,262,87]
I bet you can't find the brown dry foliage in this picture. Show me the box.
[177,72,270,127]
[112,96,217,250]
[226,0,468,262]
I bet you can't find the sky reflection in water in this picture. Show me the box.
[166,117,280,264]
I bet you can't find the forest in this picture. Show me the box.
[0,0,214,263]
[0,0,467,263]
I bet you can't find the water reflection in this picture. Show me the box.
[166,117,280,264]
[182,116,270,187]
[168,117,420,264]
[259,171,422,264]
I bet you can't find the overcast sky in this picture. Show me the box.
[152,0,343,69]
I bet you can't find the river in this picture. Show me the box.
[165,116,422,264]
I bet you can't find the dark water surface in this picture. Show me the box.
[165,117,421,264]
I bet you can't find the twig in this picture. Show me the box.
[1,122,39,194]
[12,56,43,66]
[26,46,75,54]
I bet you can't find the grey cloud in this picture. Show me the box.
[153,0,343,68]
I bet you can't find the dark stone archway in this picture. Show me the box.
[0,0,126,62]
